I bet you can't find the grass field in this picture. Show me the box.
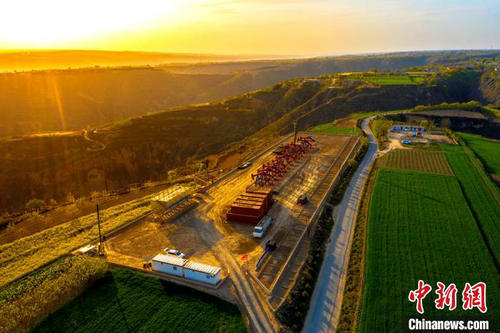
[346,74,426,85]
[378,149,454,175]
[31,269,246,333]
[359,169,500,332]
[310,123,360,136]
[441,144,500,264]
[458,132,500,175]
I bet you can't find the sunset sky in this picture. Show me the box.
[0,0,499,55]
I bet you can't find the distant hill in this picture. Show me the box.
[1,50,499,138]
[0,50,258,72]
[0,68,490,213]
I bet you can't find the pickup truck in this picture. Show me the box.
[253,216,273,238]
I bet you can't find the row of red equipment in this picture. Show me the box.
[226,188,273,224]
[226,136,315,224]
[251,136,315,187]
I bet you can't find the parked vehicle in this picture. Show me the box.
[253,216,273,238]
[164,248,186,258]
[238,162,252,169]
[297,195,308,205]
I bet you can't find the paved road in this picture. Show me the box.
[302,117,378,333]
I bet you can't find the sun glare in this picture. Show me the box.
[0,0,181,46]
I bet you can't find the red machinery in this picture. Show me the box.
[226,188,273,224]
[251,138,314,187]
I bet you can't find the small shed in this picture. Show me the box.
[183,261,221,285]
[152,254,186,277]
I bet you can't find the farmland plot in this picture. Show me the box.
[378,149,454,175]
[359,169,500,333]
[346,74,426,85]
[458,132,500,175]
[441,144,500,264]
[31,269,246,333]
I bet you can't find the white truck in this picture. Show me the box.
[253,216,273,238]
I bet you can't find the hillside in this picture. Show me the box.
[0,50,252,72]
[0,69,486,213]
[1,50,499,138]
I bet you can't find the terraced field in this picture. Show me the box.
[378,149,454,175]
[441,144,500,264]
[31,269,245,333]
[458,132,500,175]
[359,169,500,332]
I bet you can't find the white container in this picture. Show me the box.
[183,261,221,285]
[152,254,186,277]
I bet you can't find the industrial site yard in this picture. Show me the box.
[105,132,358,316]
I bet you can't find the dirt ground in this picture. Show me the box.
[106,212,222,267]
[106,133,355,285]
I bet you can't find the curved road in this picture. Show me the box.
[302,117,378,333]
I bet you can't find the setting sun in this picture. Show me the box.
[0,0,181,46]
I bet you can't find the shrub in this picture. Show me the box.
[25,199,46,211]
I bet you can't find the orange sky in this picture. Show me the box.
[0,0,498,55]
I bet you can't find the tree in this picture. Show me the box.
[168,170,177,182]
[348,159,359,169]
[441,118,452,129]
[25,199,46,211]
[419,120,435,131]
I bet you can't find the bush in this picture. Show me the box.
[25,199,46,211]
[348,159,358,169]
[329,143,368,206]
[0,219,11,230]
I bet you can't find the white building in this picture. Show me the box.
[151,253,222,285]
[152,254,186,277]
[183,261,221,285]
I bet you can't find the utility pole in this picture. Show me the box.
[96,204,104,256]
[293,121,298,145]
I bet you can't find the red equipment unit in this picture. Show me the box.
[226,188,274,224]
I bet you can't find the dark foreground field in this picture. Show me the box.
[359,168,500,332]
[31,269,246,333]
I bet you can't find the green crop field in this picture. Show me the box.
[378,149,454,175]
[31,269,246,333]
[359,169,500,333]
[310,123,360,136]
[346,74,426,85]
[458,133,500,175]
[441,144,500,264]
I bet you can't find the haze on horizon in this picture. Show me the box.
[0,0,499,56]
